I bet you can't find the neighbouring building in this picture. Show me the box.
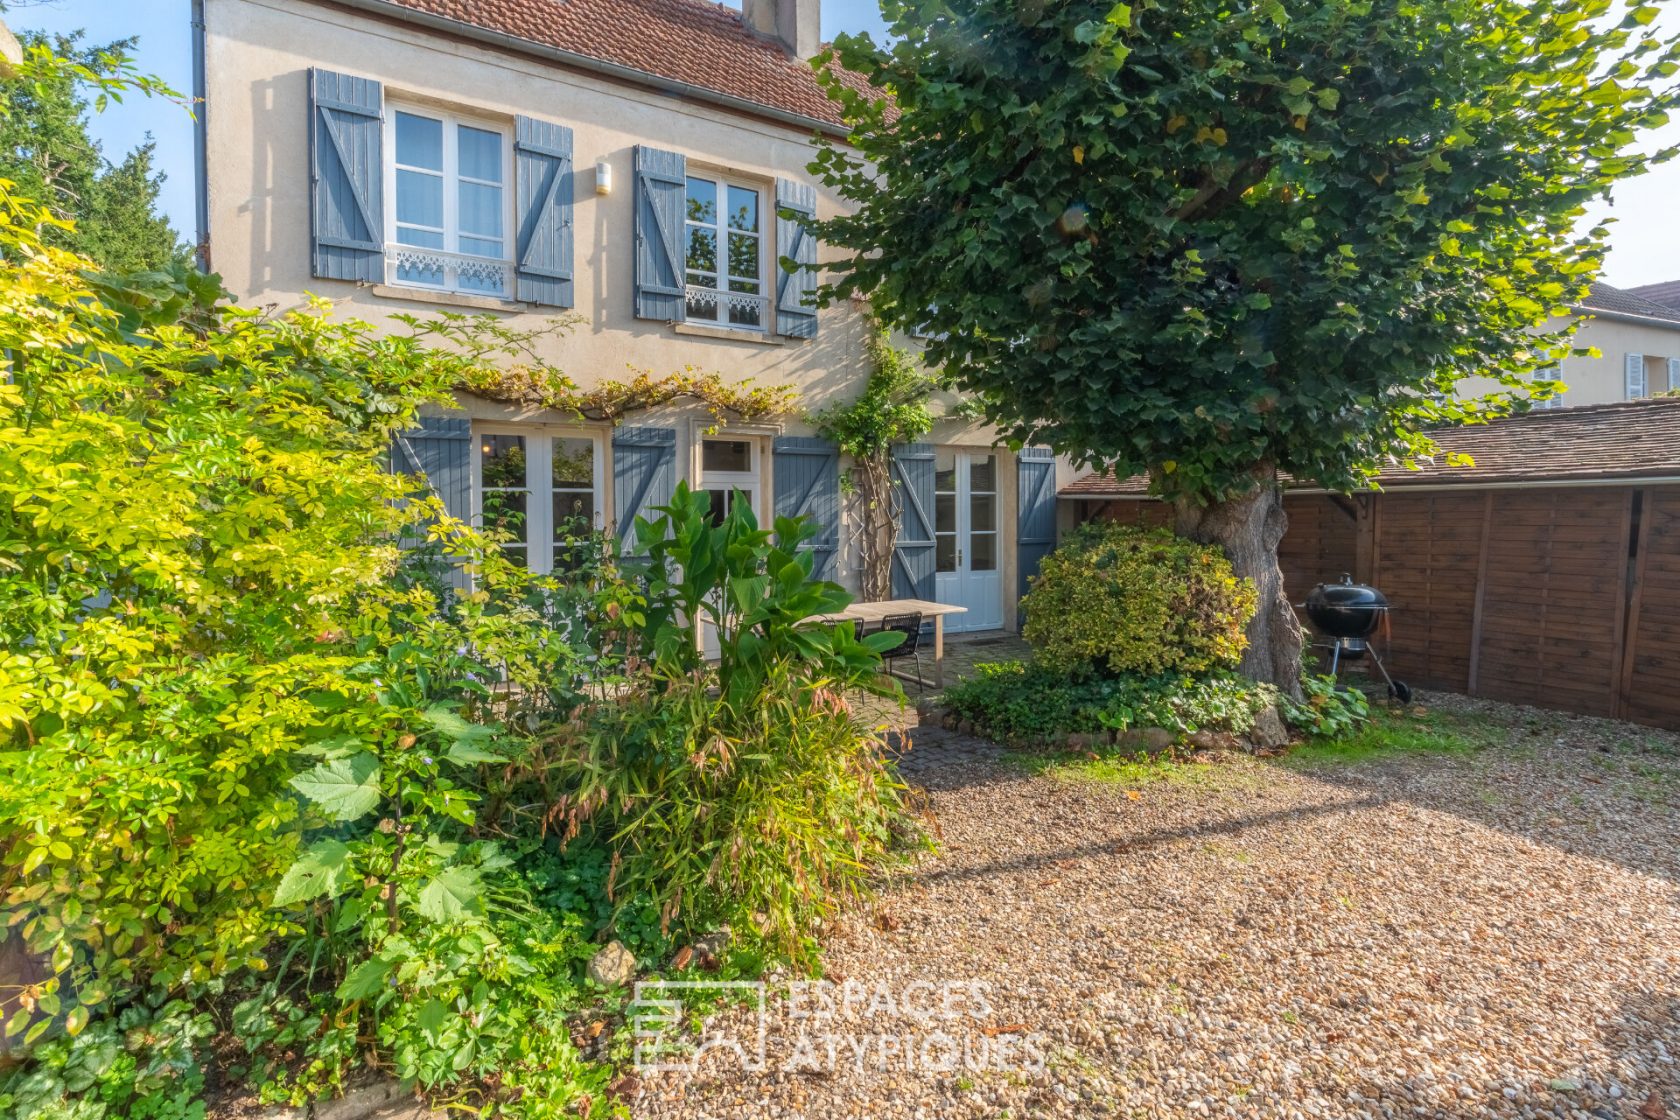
[192,0,1061,634]
[1458,282,1680,408]
[1629,278,1680,312]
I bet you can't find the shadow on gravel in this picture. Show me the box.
[1272,698,1680,886]
[913,791,1386,887]
[1361,990,1679,1119]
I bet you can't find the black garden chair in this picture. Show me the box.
[877,611,926,692]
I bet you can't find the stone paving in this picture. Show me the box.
[855,628,1030,733]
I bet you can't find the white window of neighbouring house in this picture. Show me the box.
[475,429,604,573]
[1531,366,1564,409]
[685,176,766,330]
[387,108,512,297]
[699,437,762,524]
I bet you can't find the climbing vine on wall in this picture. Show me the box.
[469,365,798,423]
[397,310,800,423]
[813,325,938,601]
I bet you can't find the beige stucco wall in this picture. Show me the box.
[201,0,875,408]
[1458,313,1680,407]
[202,0,1035,625]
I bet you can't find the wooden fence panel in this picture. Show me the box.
[1369,493,1485,692]
[1090,499,1174,529]
[1620,486,1680,727]
[1471,488,1632,717]
[1279,495,1359,604]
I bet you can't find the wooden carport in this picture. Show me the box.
[1058,399,1680,728]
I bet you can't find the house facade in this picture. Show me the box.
[193,0,1053,633]
[1458,283,1680,408]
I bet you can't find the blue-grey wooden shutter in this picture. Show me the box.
[309,68,384,283]
[773,437,839,579]
[390,415,472,591]
[634,146,686,321]
[612,426,678,550]
[775,178,818,339]
[891,443,936,600]
[1626,352,1647,400]
[513,116,575,307]
[1016,447,1057,624]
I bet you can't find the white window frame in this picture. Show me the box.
[684,174,769,332]
[470,424,606,575]
[383,104,515,297]
[698,434,766,523]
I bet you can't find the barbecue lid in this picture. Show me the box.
[1305,573,1389,610]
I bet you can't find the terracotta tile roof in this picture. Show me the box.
[340,0,869,128]
[1059,397,1680,497]
[1578,282,1680,326]
[1628,279,1680,312]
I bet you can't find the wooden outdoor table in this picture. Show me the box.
[810,599,968,686]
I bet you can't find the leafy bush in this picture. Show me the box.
[1278,674,1371,737]
[0,187,634,1115]
[543,483,923,955]
[0,998,212,1120]
[0,57,918,1115]
[1021,523,1257,676]
[941,660,1279,743]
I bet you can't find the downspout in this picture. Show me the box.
[190,0,210,272]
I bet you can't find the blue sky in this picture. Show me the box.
[8,0,1678,289]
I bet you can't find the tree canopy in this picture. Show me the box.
[0,30,185,272]
[810,0,1680,503]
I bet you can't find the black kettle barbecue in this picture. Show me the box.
[1300,574,1411,703]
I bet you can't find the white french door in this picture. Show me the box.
[473,425,605,574]
[934,450,1003,632]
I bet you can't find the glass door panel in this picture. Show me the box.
[931,450,1004,631]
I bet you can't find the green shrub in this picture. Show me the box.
[1278,674,1371,737]
[0,998,212,1120]
[942,660,1279,743]
[1021,523,1257,676]
[544,483,924,955]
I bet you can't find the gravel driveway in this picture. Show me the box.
[639,695,1680,1120]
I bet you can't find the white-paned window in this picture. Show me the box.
[475,429,605,573]
[699,437,762,525]
[685,176,766,330]
[387,108,512,296]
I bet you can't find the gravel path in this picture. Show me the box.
[637,695,1680,1119]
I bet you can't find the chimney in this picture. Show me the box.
[741,0,820,60]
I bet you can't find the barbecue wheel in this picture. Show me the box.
[1388,680,1412,705]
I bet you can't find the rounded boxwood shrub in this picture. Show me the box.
[1021,523,1257,676]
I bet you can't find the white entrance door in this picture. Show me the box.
[933,450,1003,632]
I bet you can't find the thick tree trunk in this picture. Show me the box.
[1173,466,1304,700]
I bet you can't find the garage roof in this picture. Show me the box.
[1060,397,1680,497]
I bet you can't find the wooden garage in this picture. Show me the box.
[1059,398,1680,728]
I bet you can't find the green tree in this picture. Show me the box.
[0,29,184,270]
[809,0,1679,692]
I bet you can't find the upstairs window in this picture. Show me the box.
[685,176,765,330]
[388,108,511,296]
